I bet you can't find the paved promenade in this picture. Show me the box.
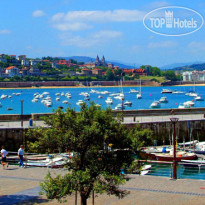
[0,113,204,129]
[1,165,205,205]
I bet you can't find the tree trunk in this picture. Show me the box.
[81,196,87,205]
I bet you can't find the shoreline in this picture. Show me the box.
[0,83,204,90]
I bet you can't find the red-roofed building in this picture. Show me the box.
[82,68,92,76]
[92,68,103,75]
[5,66,19,77]
[122,68,147,76]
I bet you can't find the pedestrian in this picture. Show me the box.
[1,145,8,169]
[18,145,24,168]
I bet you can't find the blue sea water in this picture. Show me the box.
[0,85,204,115]
[147,163,205,180]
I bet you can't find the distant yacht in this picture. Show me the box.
[161,89,173,94]
[159,96,168,103]
[129,89,139,94]
[150,101,161,108]
[195,96,204,101]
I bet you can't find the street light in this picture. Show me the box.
[21,100,24,128]
[170,117,179,180]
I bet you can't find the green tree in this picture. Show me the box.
[105,69,115,81]
[27,104,134,205]
[149,66,161,76]
[162,70,177,81]
[128,125,153,153]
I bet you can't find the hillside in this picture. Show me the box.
[172,63,205,71]
[59,56,138,69]
[160,61,204,70]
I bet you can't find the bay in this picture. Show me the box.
[0,85,203,115]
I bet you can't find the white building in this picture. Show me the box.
[5,66,19,77]
[183,70,205,82]
[21,59,30,66]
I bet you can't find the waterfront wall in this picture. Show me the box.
[1,118,205,152]
[1,108,205,151]
[1,107,205,121]
[0,80,160,88]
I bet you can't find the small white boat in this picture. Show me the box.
[178,103,191,109]
[140,170,150,175]
[129,89,139,93]
[114,93,124,101]
[15,93,21,96]
[161,89,172,94]
[98,95,103,99]
[195,96,204,101]
[184,101,194,107]
[32,98,38,103]
[61,92,65,96]
[185,91,197,96]
[105,97,113,104]
[141,165,152,171]
[45,100,52,107]
[124,101,132,106]
[0,94,7,99]
[76,100,84,106]
[150,101,160,108]
[136,94,142,99]
[62,100,69,104]
[8,95,12,98]
[114,103,125,110]
[56,98,60,101]
[55,93,60,96]
[42,92,49,95]
[172,90,184,94]
[159,96,168,103]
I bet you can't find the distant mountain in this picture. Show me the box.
[160,61,204,70]
[59,56,139,69]
[172,63,205,71]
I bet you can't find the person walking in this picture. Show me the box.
[18,145,24,168]
[1,145,8,169]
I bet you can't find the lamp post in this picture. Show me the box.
[21,100,24,128]
[170,117,179,180]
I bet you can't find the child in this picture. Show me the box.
[1,145,8,169]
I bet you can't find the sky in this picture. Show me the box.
[0,0,205,67]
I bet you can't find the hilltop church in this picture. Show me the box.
[84,55,113,69]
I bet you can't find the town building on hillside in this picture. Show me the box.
[0,54,7,63]
[21,59,30,66]
[20,67,30,76]
[92,68,103,76]
[30,59,41,67]
[123,68,147,76]
[81,68,92,76]
[10,55,16,59]
[5,66,19,77]
[183,70,205,82]
[29,67,41,76]
[84,55,108,68]
[18,55,26,61]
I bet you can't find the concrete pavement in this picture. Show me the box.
[1,165,205,205]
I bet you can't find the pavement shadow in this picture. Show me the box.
[0,195,49,205]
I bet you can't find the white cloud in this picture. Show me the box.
[59,30,122,47]
[51,9,145,31]
[53,22,92,31]
[52,9,145,22]
[148,41,177,48]
[0,29,11,34]
[32,10,45,17]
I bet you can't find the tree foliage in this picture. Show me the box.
[27,103,137,204]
